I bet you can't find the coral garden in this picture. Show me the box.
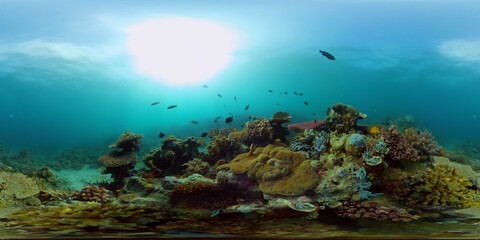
[1,103,480,238]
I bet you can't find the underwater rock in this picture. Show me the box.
[227,118,273,146]
[169,181,241,209]
[325,103,366,135]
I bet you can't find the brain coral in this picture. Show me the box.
[217,144,321,196]
[0,172,39,199]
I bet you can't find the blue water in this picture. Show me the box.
[1,0,479,153]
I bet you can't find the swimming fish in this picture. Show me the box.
[124,130,131,134]
[293,91,298,95]
[284,92,288,95]
[304,101,309,106]
[234,96,237,101]
[218,94,222,98]
[201,132,208,137]
[248,114,252,119]
[247,143,255,157]
[214,116,222,123]
[203,85,208,88]
[276,103,280,106]
[319,50,335,60]
[158,132,165,138]
[299,93,303,96]
[167,105,178,109]
[233,128,238,132]
[190,121,199,124]
[312,113,316,115]
[268,90,273,93]
[245,104,249,110]
[225,116,233,124]
[149,168,163,177]
[215,160,226,167]
[151,101,160,106]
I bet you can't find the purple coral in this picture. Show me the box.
[381,125,419,162]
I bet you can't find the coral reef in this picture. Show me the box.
[0,172,40,206]
[71,186,109,203]
[218,144,322,196]
[0,147,36,172]
[336,201,419,222]
[411,164,480,207]
[182,158,210,176]
[270,111,291,142]
[381,125,419,162]
[206,135,242,163]
[404,128,444,160]
[287,120,326,131]
[98,131,143,190]
[325,103,367,135]
[228,118,273,145]
[143,135,204,175]
[207,127,235,139]
[52,149,100,170]
[169,182,240,209]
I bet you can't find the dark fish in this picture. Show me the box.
[280,92,283,95]
[245,104,249,110]
[201,132,208,138]
[293,91,298,95]
[248,114,252,119]
[312,112,316,115]
[314,120,317,123]
[189,121,199,124]
[158,132,165,138]
[225,116,233,124]
[304,101,309,106]
[299,93,303,96]
[203,85,208,88]
[167,105,178,109]
[234,96,237,101]
[241,125,244,128]
[319,50,335,60]
[215,116,222,120]
[284,92,288,95]
[268,90,273,93]
[151,101,160,106]
[218,94,222,98]
[276,103,280,106]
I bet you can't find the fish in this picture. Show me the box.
[203,85,208,88]
[319,50,335,60]
[304,101,309,106]
[225,116,233,124]
[214,116,222,123]
[151,101,160,106]
[218,94,222,98]
[276,103,280,106]
[248,114,252,119]
[167,105,178,109]
[190,121,199,124]
[268,90,273,93]
[201,132,208,138]
[215,160,226,167]
[312,113,316,115]
[293,91,298,95]
[149,168,163,177]
[158,132,165,138]
[233,128,238,132]
[124,130,131,134]
[299,93,303,96]
[234,96,237,101]
[284,92,288,95]
[245,104,250,110]
[246,143,255,157]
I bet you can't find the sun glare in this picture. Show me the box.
[125,17,239,86]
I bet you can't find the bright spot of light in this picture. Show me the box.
[125,17,240,86]
[439,39,480,63]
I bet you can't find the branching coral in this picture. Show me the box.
[169,182,240,209]
[227,118,273,145]
[182,158,210,176]
[381,125,419,162]
[325,103,367,135]
[71,186,109,203]
[336,201,419,222]
[404,128,444,159]
[206,136,241,163]
[217,144,321,196]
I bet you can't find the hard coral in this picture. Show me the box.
[218,144,321,196]
[169,182,240,209]
[381,125,419,162]
[228,118,273,145]
[109,131,143,152]
[98,151,137,167]
[206,136,240,163]
[325,103,367,135]
[71,186,109,203]
[182,158,210,176]
[404,128,444,159]
[336,201,419,222]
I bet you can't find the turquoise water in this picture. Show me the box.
[1,0,480,238]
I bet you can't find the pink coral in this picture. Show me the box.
[381,125,419,162]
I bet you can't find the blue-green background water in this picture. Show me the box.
[1,0,479,153]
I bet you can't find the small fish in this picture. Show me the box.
[293,91,298,95]
[214,116,222,123]
[225,116,233,124]
[233,128,238,132]
[312,113,316,115]
[203,85,208,88]
[149,168,163,177]
[215,160,226,167]
[245,104,250,110]
[299,93,303,96]
[124,130,131,134]
[218,94,222,98]
[268,90,273,93]
[319,50,335,60]
[405,129,409,133]
[167,105,178,109]
[247,143,255,157]
[201,132,208,137]
[240,125,244,128]
[151,101,160,106]
[284,92,288,95]
[248,114,252,119]
[190,121,199,124]
[234,96,237,101]
[276,103,280,106]
[304,101,309,106]
[158,132,165,138]
[280,92,283,95]
[314,120,317,123]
